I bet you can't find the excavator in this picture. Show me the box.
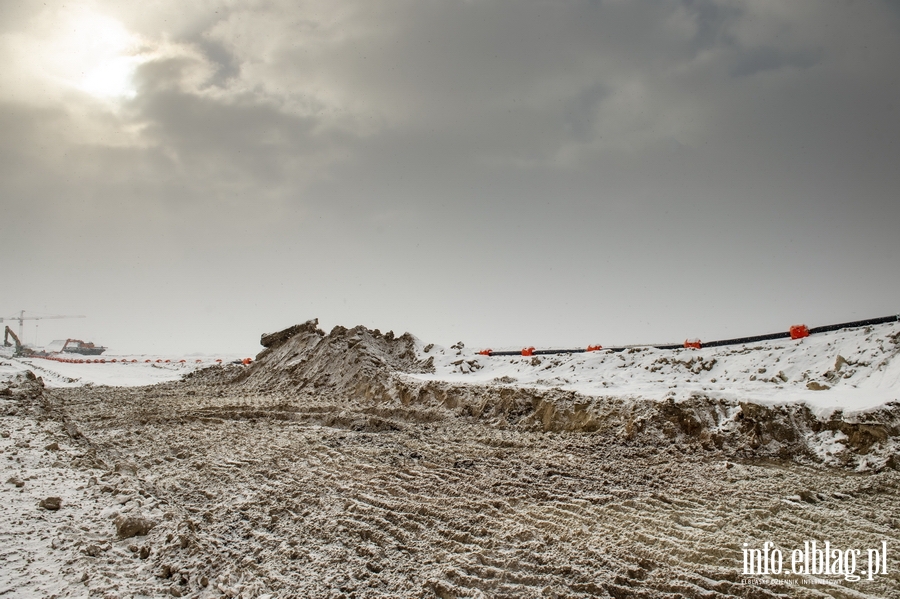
[60,338,107,356]
[3,326,28,357]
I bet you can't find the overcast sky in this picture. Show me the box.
[1,0,899,355]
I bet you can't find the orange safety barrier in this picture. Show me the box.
[477,349,493,356]
[684,339,702,349]
[32,355,226,364]
[521,347,535,357]
[586,345,603,352]
[32,356,218,364]
[790,324,809,340]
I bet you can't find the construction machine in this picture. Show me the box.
[60,338,107,356]
[3,326,27,357]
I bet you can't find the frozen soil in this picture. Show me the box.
[3,321,900,598]
[1,373,169,598]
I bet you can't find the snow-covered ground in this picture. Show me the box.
[0,354,242,388]
[3,321,898,415]
[0,411,169,598]
[414,321,900,415]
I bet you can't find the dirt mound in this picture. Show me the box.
[193,320,900,469]
[0,371,44,400]
[0,371,46,418]
[237,319,433,398]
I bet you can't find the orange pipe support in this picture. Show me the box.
[790,324,809,340]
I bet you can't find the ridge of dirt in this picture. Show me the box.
[5,321,900,598]
[192,318,432,396]
[191,321,900,470]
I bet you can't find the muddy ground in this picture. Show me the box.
[2,323,899,598]
[1,383,895,598]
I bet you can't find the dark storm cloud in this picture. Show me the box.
[131,60,325,193]
[1,0,899,353]
[193,39,242,88]
[729,46,822,78]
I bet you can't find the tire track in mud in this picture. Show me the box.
[47,383,900,598]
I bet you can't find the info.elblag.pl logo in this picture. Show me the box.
[742,541,888,582]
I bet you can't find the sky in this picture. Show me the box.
[1,0,899,356]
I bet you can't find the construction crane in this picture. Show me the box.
[0,310,86,341]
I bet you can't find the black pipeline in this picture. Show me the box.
[481,314,900,357]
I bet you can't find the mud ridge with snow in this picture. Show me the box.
[230,319,900,470]
[1,319,899,598]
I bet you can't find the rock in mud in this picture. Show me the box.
[39,496,62,510]
[115,515,157,538]
[260,321,312,349]
[114,460,139,476]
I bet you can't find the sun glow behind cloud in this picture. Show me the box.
[57,11,143,99]
[4,7,147,101]
[79,54,138,98]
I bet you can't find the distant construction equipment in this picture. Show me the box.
[3,326,25,356]
[60,338,107,356]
